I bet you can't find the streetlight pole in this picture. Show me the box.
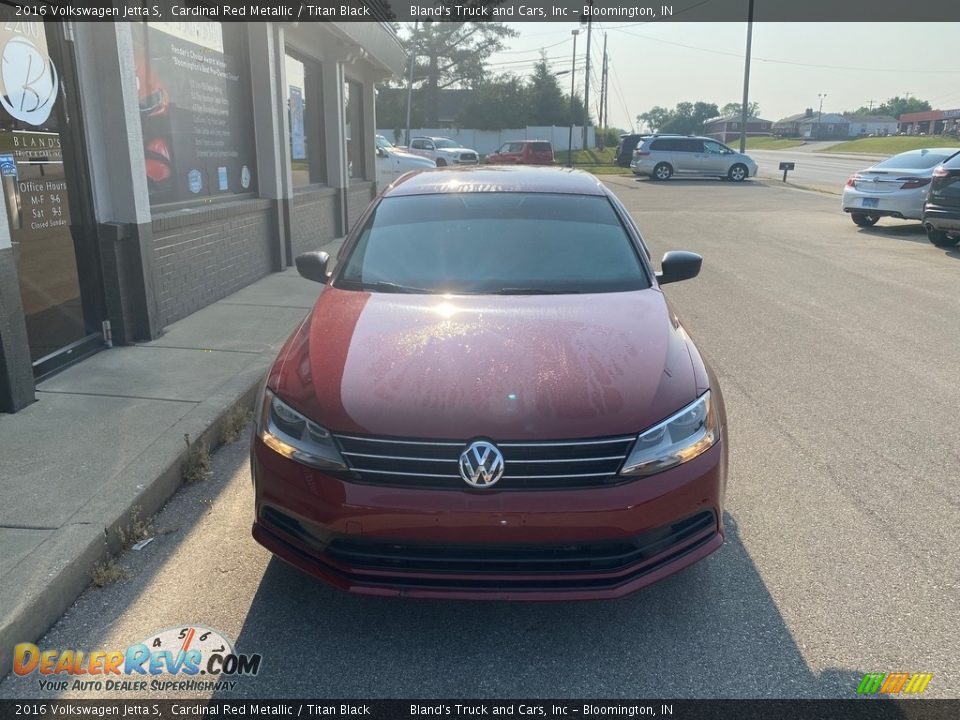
[404,21,418,147]
[817,93,827,140]
[567,28,579,168]
[582,6,593,150]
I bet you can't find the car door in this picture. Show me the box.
[676,138,707,174]
[702,140,732,175]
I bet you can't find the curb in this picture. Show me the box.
[0,362,269,681]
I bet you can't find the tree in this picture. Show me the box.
[459,75,529,130]
[406,22,518,126]
[721,101,761,118]
[638,106,671,132]
[659,101,719,134]
[849,96,932,119]
[526,55,567,126]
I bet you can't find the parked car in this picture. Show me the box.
[375,135,435,184]
[405,136,480,167]
[841,148,960,227]
[484,140,554,165]
[252,166,728,601]
[922,152,960,247]
[631,135,757,181]
[614,133,650,167]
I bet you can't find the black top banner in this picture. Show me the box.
[1,701,960,720]
[6,0,960,22]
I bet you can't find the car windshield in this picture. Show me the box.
[336,193,649,295]
[434,138,460,149]
[873,150,955,170]
[376,136,394,149]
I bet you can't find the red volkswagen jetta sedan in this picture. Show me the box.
[251,167,728,600]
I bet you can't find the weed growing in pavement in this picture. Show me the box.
[91,557,129,587]
[117,505,154,549]
[221,405,252,444]
[182,433,211,484]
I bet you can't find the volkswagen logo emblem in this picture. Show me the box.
[458,440,504,488]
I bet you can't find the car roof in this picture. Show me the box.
[385,166,608,197]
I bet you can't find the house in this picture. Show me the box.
[703,115,773,144]
[842,114,898,137]
[773,109,849,139]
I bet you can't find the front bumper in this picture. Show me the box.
[841,186,926,220]
[251,436,726,600]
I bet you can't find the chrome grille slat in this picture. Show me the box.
[332,431,636,490]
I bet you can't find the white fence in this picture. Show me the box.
[377,126,596,154]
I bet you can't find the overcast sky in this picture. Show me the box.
[479,22,960,130]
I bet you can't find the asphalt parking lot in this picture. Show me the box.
[3,176,958,700]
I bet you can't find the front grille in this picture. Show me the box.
[457,153,479,163]
[259,507,718,592]
[332,433,635,490]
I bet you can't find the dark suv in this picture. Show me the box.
[923,153,960,247]
[614,134,650,167]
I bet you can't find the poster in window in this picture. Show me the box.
[289,85,305,160]
[131,22,257,205]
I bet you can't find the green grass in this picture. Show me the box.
[741,137,804,150]
[823,136,960,154]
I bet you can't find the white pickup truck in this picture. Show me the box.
[405,136,481,167]
[375,135,436,184]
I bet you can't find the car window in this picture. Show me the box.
[704,140,727,154]
[336,193,650,295]
[873,150,955,169]
[434,138,458,149]
[680,139,704,153]
[507,142,524,153]
[649,139,669,151]
[496,143,510,153]
[411,140,425,149]
[532,142,552,152]
[376,136,393,149]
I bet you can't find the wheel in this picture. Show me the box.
[850,212,880,227]
[653,163,673,181]
[927,227,960,247]
[435,158,447,167]
[728,164,748,182]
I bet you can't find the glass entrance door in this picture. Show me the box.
[0,12,102,377]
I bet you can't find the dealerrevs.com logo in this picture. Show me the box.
[13,625,262,693]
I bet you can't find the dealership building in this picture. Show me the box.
[0,15,406,412]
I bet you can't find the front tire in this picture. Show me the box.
[927,227,960,247]
[851,212,880,227]
[728,164,748,182]
[435,158,447,167]
[653,163,673,181]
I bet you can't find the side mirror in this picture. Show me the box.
[656,251,702,285]
[295,251,330,284]
[376,147,387,158]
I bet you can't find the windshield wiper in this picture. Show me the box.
[492,287,582,295]
[361,281,437,294]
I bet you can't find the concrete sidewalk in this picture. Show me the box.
[0,239,340,679]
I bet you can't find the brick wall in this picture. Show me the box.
[347,182,375,233]
[151,199,275,328]
[290,187,340,258]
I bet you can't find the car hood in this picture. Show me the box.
[386,148,434,164]
[272,287,699,440]
[437,147,476,155]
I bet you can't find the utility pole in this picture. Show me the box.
[818,93,827,139]
[867,100,875,111]
[597,32,608,147]
[404,20,418,146]
[567,29,579,167]
[582,3,593,150]
[738,0,754,154]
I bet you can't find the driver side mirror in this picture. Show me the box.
[656,251,702,285]
[295,251,330,284]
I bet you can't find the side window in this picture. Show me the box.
[533,142,552,152]
[424,141,435,150]
[411,140,424,149]
[681,139,704,153]
[496,143,509,153]
[649,139,666,151]
[704,140,725,154]
[508,142,524,153]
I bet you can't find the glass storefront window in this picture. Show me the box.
[344,80,364,181]
[131,22,258,205]
[286,53,325,187]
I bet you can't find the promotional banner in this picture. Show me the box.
[131,21,257,205]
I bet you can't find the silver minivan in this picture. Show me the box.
[631,135,758,182]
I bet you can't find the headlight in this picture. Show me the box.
[255,388,347,471]
[620,391,718,477]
